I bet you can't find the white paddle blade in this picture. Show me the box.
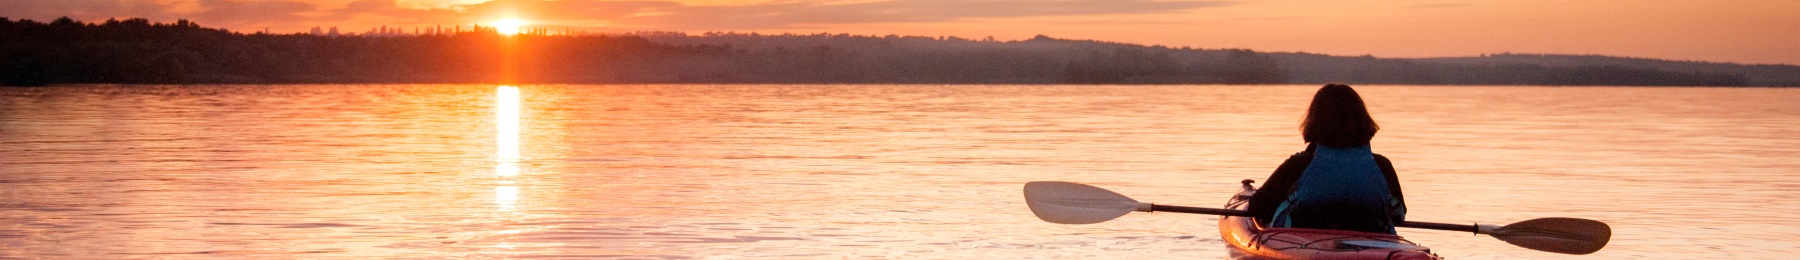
[1488,217,1612,255]
[1023,181,1144,224]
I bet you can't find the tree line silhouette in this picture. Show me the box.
[2,17,1771,86]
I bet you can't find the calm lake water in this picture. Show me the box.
[2,84,1797,259]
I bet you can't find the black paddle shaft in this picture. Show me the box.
[1400,221,1481,234]
[1149,204,1255,216]
[1150,204,1479,233]
[1151,204,1482,234]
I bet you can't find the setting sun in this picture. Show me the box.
[494,18,525,35]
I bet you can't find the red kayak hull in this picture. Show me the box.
[1219,186,1440,260]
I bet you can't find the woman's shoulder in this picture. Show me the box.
[1286,150,1313,161]
[1290,144,1317,158]
[1296,144,1390,162]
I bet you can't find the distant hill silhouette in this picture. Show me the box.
[1408,54,1800,86]
[5,17,1795,86]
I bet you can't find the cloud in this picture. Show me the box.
[456,0,682,21]
[0,0,173,22]
[1404,3,1470,9]
[330,0,460,22]
[2,0,1238,32]
[624,0,1239,30]
[361,0,1238,30]
[193,0,318,24]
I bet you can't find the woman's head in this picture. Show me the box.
[1301,84,1379,147]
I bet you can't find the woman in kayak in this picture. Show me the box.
[1247,84,1407,234]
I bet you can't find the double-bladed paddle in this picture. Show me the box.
[1022,181,1611,255]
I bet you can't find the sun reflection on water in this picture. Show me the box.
[496,85,522,164]
[495,186,520,212]
[496,85,522,212]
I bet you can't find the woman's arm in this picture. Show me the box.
[1248,152,1311,222]
[1374,154,1406,222]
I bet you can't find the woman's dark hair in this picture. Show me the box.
[1301,84,1379,147]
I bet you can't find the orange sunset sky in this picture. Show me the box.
[4,0,1798,65]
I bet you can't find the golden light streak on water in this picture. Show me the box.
[496,163,521,179]
[495,186,520,212]
[496,85,522,164]
[496,85,522,212]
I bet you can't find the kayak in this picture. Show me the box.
[1219,180,1441,260]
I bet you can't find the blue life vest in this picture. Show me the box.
[1270,145,1403,234]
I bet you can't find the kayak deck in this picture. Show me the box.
[1220,181,1440,260]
